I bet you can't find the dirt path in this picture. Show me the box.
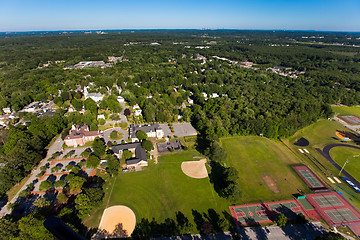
[263,175,280,194]
[150,139,159,164]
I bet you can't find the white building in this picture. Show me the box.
[2,107,11,114]
[130,124,164,142]
[117,96,125,103]
[84,86,104,102]
[134,109,142,116]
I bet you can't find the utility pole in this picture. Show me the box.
[339,159,349,176]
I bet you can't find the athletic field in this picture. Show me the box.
[85,149,231,232]
[221,136,309,203]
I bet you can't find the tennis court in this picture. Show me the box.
[230,204,271,225]
[313,195,344,208]
[267,201,302,219]
[338,115,360,125]
[325,209,359,223]
[293,166,327,190]
[306,192,360,227]
[230,200,307,226]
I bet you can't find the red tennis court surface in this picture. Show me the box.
[293,166,327,191]
[306,192,360,227]
[230,200,308,226]
[339,115,360,125]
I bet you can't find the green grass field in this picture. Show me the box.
[332,106,360,118]
[330,147,360,182]
[86,149,231,232]
[287,119,349,149]
[221,136,309,203]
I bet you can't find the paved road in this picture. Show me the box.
[102,127,129,144]
[119,102,128,124]
[154,222,330,240]
[334,117,360,134]
[316,143,360,191]
[0,135,64,217]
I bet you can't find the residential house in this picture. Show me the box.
[117,96,125,103]
[84,86,104,102]
[2,107,11,114]
[130,124,164,142]
[111,142,148,169]
[210,93,219,98]
[64,124,101,147]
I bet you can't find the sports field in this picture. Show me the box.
[330,147,360,183]
[285,119,360,210]
[221,136,309,203]
[287,119,349,149]
[86,149,231,232]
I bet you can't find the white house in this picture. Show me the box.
[117,96,125,103]
[134,109,142,116]
[84,86,104,102]
[210,93,219,98]
[130,124,164,142]
[2,107,11,114]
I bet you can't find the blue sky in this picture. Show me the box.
[1,0,359,32]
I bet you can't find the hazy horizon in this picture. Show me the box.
[1,0,360,32]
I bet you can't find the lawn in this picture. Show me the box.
[221,136,309,204]
[286,119,349,149]
[86,149,231,232]
[330,147,360,182]
[332,106,360,117]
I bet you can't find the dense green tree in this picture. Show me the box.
[141,139,154,151]
[84,98,98,114]
[136,130,148,140]
[54,180,66,188]
[106,154,120,176]
[18,214,56,240]
[39,180,52,191]
[86,155,100,168]
[275,213,287,227]
[0,217,18,239]
[75,193,93,219]
[92,137,106,157]
[57,192,68,204]
[123,150,133,160]
[69,176,86,193]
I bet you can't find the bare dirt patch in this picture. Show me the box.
[94,205,136,239]
[181,159,208,179]
[263,175,280,194]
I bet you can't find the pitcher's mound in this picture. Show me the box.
[96,205,136,239]
[181,159,208,179]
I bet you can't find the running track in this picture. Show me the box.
[316,143,360,190]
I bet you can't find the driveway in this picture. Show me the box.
[103,127,129,144]
[334,117,360,134]
[120,102,128,124]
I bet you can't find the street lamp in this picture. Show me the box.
[339,159,349,176]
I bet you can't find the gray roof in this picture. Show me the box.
[111,142,147,162]
[126,158,143,165]
[130,123,161,138]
